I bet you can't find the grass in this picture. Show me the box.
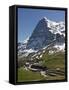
[17,67,65,82]
[17,51,65,82]
[41,52,65,69]
[17,67,45,82]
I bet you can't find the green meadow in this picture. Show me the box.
[17,52,65,82]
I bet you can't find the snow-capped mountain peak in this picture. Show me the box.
[26,17,65,50]
[18,17,65,57]
[42,17,48,21]
[41,17,65,35]
[46,18,65,35]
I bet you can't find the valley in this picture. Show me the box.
[17,17,65,82]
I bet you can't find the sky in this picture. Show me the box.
[18,8,65,42]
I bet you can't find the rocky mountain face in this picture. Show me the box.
[18,17,65,56]
[26,17,54,50]
[26,17,65,50]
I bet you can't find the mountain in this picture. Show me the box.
[18,17,65,57]
[26,17,65,50]
[18,37,29,56]
[23,37,29,43]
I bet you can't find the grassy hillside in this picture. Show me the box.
[17,67,65,82]
[41,51,65,70]
[18,67,45,82]
[17,51,65,82]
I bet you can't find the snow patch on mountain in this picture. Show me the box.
[23,37,29,43]
[23,49,37,53]
[43,17,65,36]
[49,50,55,55]
[54,43,65,51]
